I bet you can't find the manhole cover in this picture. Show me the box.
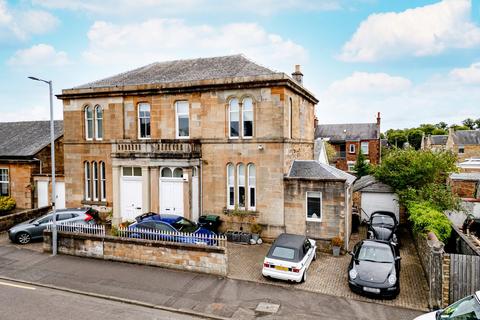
[255,302,280,314]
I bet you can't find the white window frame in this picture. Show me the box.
[100,161,106,201]
[242,97,254,138]
[138,103,151,139]
[247,163,256,210]
[175,101,190,139]
[92,161,99,201]
[94,105,103,140]
[123,166,142,177]
[228,98,240,139]
[227,164,235,209]
[347,163,356,172]
[85,106,93,141]
[349,144,355,154]
[237,163,246,209]
[0,168,9,196]
[306,191,322,222]
[360,141,369,155]
[84,162,91,200]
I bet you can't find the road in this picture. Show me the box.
[0,279,201,320]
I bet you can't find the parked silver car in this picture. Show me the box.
[8,208,98,244]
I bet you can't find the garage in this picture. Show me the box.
[353,175,399,222]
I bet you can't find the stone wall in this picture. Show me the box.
[0,162,36,209]
[33,137,64,176]
[449,179,478,198]
[43,230,227,276]
[0,206,51,231]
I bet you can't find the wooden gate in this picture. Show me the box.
[449,254,480,303]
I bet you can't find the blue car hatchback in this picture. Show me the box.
[128,213,217,245]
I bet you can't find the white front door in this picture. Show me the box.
[121,179,143,221]
[55,182,66,209]
[37,181,49,208]
[160,180,184,216]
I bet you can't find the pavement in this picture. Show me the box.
[0,279,201,320]
[0,233,423,320]
[228,226,429,311]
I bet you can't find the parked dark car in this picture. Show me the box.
[348,240,401,298]
[8,208,98,244]
[129,213,217,245]
[462,214,480,237]
[367,211,399,246]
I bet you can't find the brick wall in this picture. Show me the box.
[43,231,227,276]
[449,179,478,198]
[0,206,51,231]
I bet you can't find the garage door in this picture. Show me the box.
[361,192,399,222]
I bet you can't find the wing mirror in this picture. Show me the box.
[395,256,402,261]
[348,251,354,256]
[33,221,40,226]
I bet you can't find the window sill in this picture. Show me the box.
[306,218,322,223]
[81,200,108,206]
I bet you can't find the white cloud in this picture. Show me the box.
[450,62,480,84]
[318,70,480,130]
[0,0,58,40]
[8,44,69,67]
[339,0,480,62]
[83,19,307,72]
[32,0,341,16]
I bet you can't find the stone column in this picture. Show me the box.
[183,167,192,220]
[112,165,121,226]
[150,167,159,213]
[142,167,150,213]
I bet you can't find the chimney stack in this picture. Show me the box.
[292,64,303,84]
[376,112,381,126]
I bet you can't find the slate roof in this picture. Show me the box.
[353,175,394,193]
[430,135,448,145]
[287,160,356,184]
[450,173,480,182]
[315,123,379,142]
[0,121,63,158]
[74,54,277,89]
[452,130,480,145]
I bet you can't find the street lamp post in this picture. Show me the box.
[28,76,57,256]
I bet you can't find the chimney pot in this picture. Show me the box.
[292,65,303,84]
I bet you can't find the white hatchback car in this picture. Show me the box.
[262,233,316,283]
[414,291,480,320]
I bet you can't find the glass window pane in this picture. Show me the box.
[250,188,255,208]
[96,120,103,139]
[238,164,245,185]
[0,169,8,182]
[243,115,253,137]
[248,165,256,185]
[229,187,234,206]
[243,98,253,111]
[173,168,183,178]
[161,168,172,177]
[123,167,132,176]
[87,120,93,138]
[227,165,234,185]
[178,116,189,137]
[307,193,321,220]
[133,167,142,176]
[238,186,245,207]
[0,183,8,196]
[229,99,239,137]
[176,101,189,114]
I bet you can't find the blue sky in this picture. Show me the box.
[1,0,479,130]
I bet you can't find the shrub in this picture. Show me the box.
[331,236,344,247]
[250,223,262,235]
[406,201,451,242]
[0,196,16,212]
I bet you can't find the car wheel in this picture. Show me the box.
[313,251,317,261]
[301,270,307,283]
[16,232,31,244]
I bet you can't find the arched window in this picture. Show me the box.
[100,161,106,201]
[95,105,103,140]
[288,97,293,139]
[92,161,98,201]
[247,164,256,210]
[229,98,240,138]
[242,97,253,138]
[138,103,151,139]
[173,168,183,178]
[237,163,245,208]
[84,161,91,200]
[161,167,172,178]
[227,164,234,209]
[85,106,93,140]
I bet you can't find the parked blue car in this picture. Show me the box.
[127,213,217,245]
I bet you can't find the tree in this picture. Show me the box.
[324,141,337,163]
[450,124,470,131]
[407,129,424,150]
[353,150,371,177]
[474,118,480,130]
[386,129,408,148]
[435,122,448,130]
[462,118,476,129]
[419,124,437,135]
[431,128,447,135]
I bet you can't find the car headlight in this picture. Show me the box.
[388,274,396,285]
[349,269,357,280]
[367,231,374,239]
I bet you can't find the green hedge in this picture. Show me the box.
[0,196,16,212]
[407,201,451,242]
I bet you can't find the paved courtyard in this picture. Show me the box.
[228,227,429,311]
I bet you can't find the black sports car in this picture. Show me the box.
[367,211,399,246]
[348,240,401,299]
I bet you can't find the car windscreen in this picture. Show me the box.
[270,246,296,260]
[440,295,480,319]
[172,218,198,233]
[357,245,394,263]
[372,215,395,226]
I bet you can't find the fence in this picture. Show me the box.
[117,226,227,248]
[449,254,480,303]
[46,223,105,236]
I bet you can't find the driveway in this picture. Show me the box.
[228,226,429,311]
[0,232,43,253]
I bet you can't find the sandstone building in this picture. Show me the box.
[446,129,480,163]
[57,55,353,246]
[0,121,64,209]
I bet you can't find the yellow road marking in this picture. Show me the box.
[0,281,36,290]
